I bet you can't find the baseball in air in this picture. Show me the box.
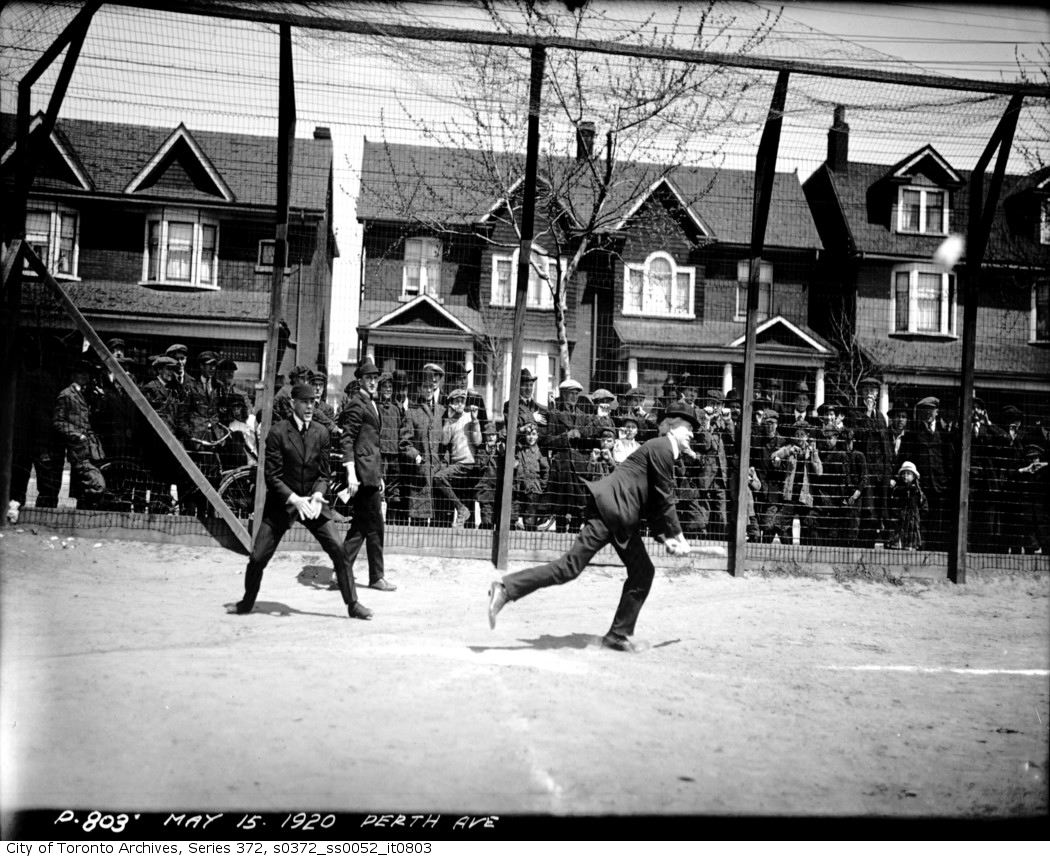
[934,233,965,270]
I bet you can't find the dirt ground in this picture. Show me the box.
[1,525,1047,826]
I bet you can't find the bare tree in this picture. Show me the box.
[352,0,783,381]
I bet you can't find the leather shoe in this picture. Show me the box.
[601,633,638,653]
[488,580,509,629]
[348,602,373,620]
[227,601,252,615]
[369,578,397,592]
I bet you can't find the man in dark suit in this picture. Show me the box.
[487,403,699,653]
[339,359,396,592]
[53,358,107,509]
[228,383,372,619]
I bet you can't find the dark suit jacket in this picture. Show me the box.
[54,383,104,462]
[264,418,332,521]
[338,390,383,487]
[584,435,682,545]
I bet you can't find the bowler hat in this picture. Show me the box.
[165,343,188,356]
[291,383,315,401]
[354,359,379,378]
[662,402,701,430]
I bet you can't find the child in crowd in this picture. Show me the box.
[513,422,548,530]
[887,460,928,550]
[587,427,618,481]
[612,417,641,463]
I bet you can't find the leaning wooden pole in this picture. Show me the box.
[251,23,297,540]
[492,45,546,570]
[948,92,1022,584]
[729,70,789,578]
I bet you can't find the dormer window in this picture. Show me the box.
[23,204,79,278]
[142,208,219,289]
[623,251,694,318]
[898,187,949,235]
[402,236,442,299]
[491,245,560,310]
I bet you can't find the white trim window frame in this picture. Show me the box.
[23,203,80,279]
[402,236,442,299]
[896,185,950,235]
[490,246,560,310]
[890,263,957,337]
[623,251,695,318]
[141,208,220,289]
[256,239,292,274]
[1032,280,1050,344]
[734,259,773,321]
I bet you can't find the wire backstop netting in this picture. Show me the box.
[2,1,1048,569]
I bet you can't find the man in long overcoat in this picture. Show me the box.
[400,362,447,523]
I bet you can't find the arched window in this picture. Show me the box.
[623,251,694,318]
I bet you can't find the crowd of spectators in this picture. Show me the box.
[7,343,1050,556]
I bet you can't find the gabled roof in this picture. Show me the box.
[613,316,834,358]
[358,139,821,250]
[124,123,234,202]
[726,315,832,353]
[882,144,963,188]
[804,158,1050,266]
[0,113,331,213]
[364,294,477,334]
[612,176,713,237]
[0,113,93,191]
[358,297,484,337]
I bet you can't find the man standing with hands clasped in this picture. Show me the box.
[228,382,372,620]
[339,359,397,592]
[487,403,699,653]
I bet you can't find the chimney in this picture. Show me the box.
[827,106,848,173]
[313,126,331,140]
[576,121,595,160]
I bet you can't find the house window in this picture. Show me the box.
[735,259,773,321]
[1041,199,1049,245]
[490,246,559,309]
[897,186,949,235]
[142,209,220,289]
[23,205,79,277]
[1032,281,1050,343]
[256,239,292,273]
[623,251,694,318]
[891,264,957,336]
[403,237,442,299]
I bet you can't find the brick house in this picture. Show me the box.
[2,113,337,387]
[804,107,1050,422]
[356,137,830,411]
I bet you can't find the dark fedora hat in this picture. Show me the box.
[662,402,701,430]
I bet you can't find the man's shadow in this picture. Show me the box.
[469,634,682,652]
[297,564,336,590]
[223,600,343,619]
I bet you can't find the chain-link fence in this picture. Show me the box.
[2,1,1048,571]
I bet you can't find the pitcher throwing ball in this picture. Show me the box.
[487,403,698,652]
